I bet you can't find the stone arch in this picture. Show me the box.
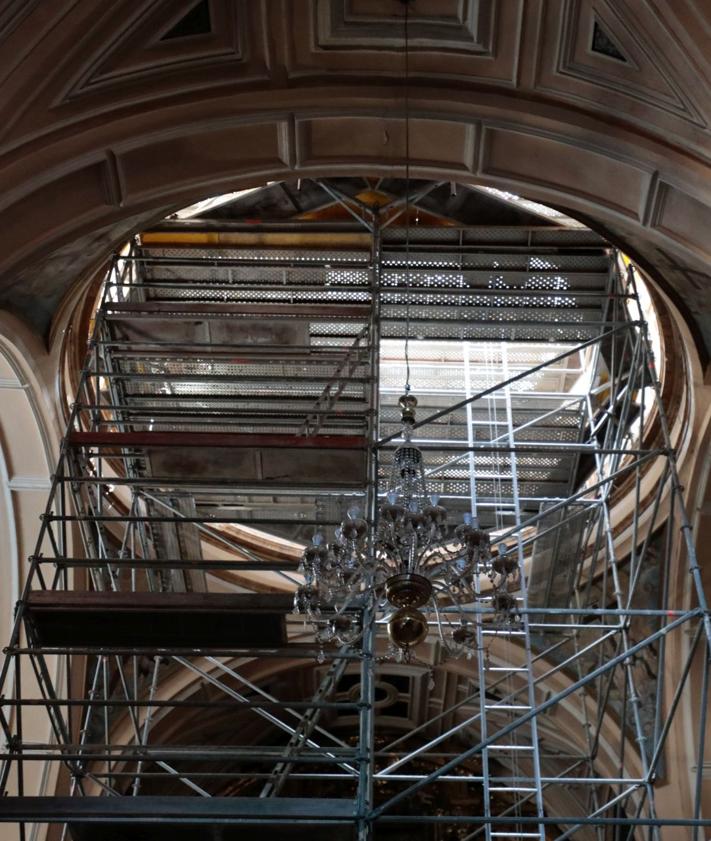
[2,96,711,358]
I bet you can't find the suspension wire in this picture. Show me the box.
[403,0,412,394]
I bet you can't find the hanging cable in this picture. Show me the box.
[403,0,412,394]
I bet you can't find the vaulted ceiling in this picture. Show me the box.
[2,0,711,358]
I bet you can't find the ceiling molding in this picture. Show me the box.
[315,0,492,54]
[553,0,706,127]
[284,0,522,87]
[61,0,249,100]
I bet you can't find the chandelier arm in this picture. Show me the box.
[430,596,457,651]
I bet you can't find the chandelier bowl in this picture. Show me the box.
[387,606,429,649]
[385,572,433,608]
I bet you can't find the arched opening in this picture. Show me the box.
[1,177,693,839]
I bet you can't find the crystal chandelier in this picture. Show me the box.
[294,394,521,659]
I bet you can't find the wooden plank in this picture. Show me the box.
[67,431,367,450]
[70,823,354,841]
[26,591,295,612]
[0,795,357,821]
[25,592,292,648]
[106,302,371,319]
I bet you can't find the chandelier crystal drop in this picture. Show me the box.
[294,394,521,658]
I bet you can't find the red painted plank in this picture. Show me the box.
[67,431,367,449]
[27,591,294,612]
[107,302,371,318]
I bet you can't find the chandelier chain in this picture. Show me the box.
[404,0,411,394]
[293,2,520,660]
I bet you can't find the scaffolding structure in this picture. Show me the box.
[0,183,709,840]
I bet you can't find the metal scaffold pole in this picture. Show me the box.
[0,209,707,840]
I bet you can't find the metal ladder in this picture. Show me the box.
[468,344,546,841]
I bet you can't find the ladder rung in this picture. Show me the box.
[485,704,531,710]
[491,834,542,838]
[487,745,534,751]
[487,666,527,671]
[482,630,526,635]
[489,786,538,792]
